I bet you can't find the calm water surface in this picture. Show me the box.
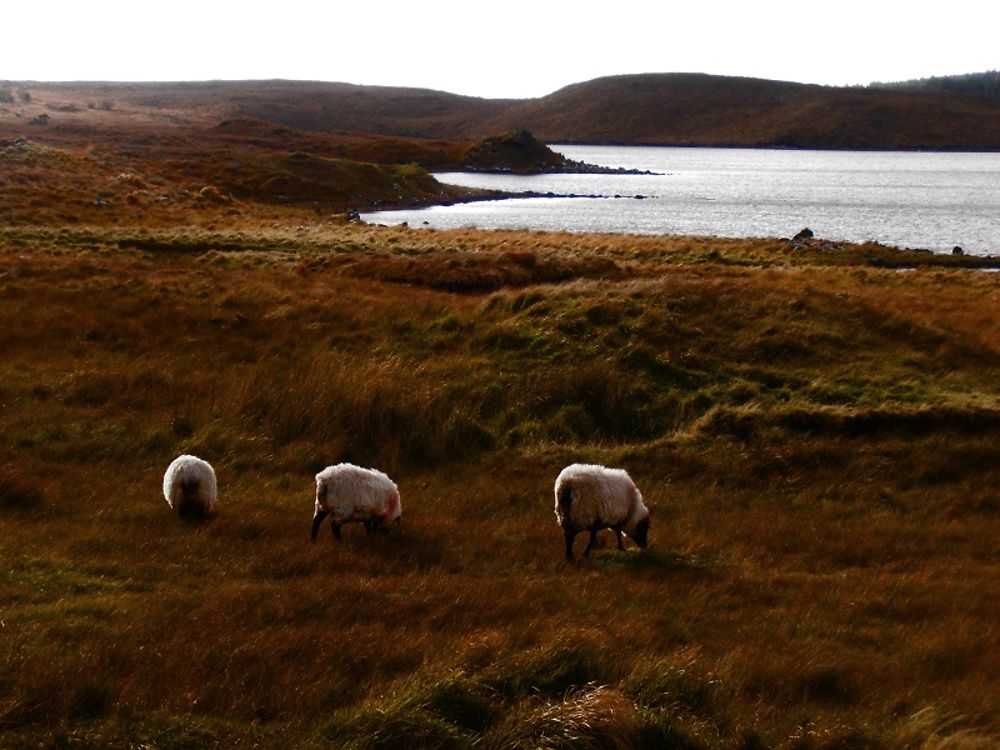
[363,146,1000,255]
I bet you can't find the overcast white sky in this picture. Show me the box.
[2,1,996,98]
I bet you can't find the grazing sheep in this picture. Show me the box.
[163,454,217,521]
[311,463,401,542]
[554,463,650,562]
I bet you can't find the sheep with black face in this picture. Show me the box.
[554,463,650,562]
[163,455,217,521]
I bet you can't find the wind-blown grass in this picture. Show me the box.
[1,224,999,748]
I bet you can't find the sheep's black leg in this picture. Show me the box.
[310,510,328,543]
[583,526,600,557]
[564,528,577,562]
[331,522,342,541]
[613,526,625,551]
[363,519,373,536]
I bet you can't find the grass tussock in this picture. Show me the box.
[487,686,640,750]
[318,650,719,750]
[223,352,457,469]
[347,248,623,292]
[0,464,47,514]
[2,223,999,748]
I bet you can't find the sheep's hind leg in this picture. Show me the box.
[613,526,625,551]
[331,522,342,541]
[582,525,600,558]
[363,519,373,536]
[564,528,577,562]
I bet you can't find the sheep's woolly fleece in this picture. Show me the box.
[162,454,217,517]
[554,463,648,534]
[314,463,401,524]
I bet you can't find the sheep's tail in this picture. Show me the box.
[557,483,574,517]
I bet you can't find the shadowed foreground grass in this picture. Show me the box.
[1,224,998,748]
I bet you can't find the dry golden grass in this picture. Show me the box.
[1,223,999,748]
[0,105,488,230]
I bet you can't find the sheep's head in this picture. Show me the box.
[176,480,211,523]
[629,515,650,548]
[372,513,401,535]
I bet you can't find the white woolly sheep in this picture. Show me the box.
[163,454,217,520]
[311,463,401,542]
[554,463,650,561]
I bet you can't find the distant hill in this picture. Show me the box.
[869,70,1000,97]
[9,74,1000,150]
[0,80,510,141]
[493,73,1000,149]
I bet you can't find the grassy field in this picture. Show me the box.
[1,221,999,749]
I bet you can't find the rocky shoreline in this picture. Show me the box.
[362,186,655,217]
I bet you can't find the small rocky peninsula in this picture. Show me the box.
[461,129,657,175]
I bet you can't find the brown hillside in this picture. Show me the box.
[8,75,1000,149]
[0,113,486,225]
[495,73,1000,149]
[9,80,512,138]
[495,73,818,145]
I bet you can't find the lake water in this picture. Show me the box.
[363,146,1000,255]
